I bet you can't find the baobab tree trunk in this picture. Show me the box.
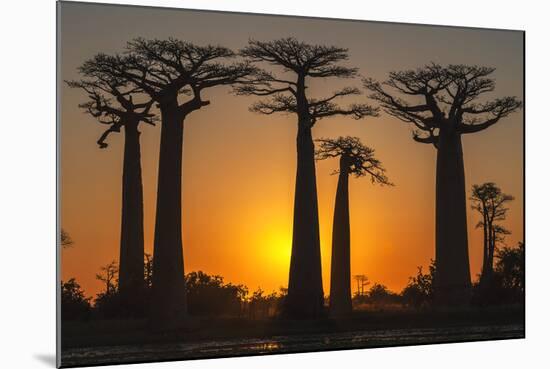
[480,214,489,286]
[285,122,324,318]
[434,129,472,306]
[487,225,496,278]
[151,102,187,327]
[329,158,352,316]
[118,122,145,315]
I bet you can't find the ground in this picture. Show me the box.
[60,305,524,367]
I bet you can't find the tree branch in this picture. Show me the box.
[311,102,379,121]
[365,64,522,143]
[315,136,393,185]
[459,96,522,133]
[97,120,122,149]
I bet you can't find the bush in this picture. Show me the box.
[185,271,248,316]
[401,260,435,308]
[367,283,401,305]
[61,278,92,321]
[93,290,124,319]
[472,242,525,306]
[247,287,287,319]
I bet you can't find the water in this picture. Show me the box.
[62,324,524,366]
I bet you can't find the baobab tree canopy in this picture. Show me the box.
[238,38,378,318]
[238,38,378,126]
[66,71,155,148]
[80,38,255,110]
[364,64,522,305]
[364,64,522,146]
[471,183,515,224]
[315,136,392,183]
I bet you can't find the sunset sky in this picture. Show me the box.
[59,2,524,299]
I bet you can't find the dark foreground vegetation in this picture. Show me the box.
[62,306,524,349]
[61,305,523,367]
[61,241,524,365]
[62,242,524,322]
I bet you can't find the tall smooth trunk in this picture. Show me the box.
[118,122,145,315]
[329,160,351,316]
[480,214,489,285]
[434,129,472,305]
[151,102,187,326]
[285,122,324,318]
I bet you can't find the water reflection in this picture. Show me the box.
[249,342,281,352]
[62,324,524,367]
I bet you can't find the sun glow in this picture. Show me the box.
[262,230,292,269]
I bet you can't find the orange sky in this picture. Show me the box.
[59,2,524,299]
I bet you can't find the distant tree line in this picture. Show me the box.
[61,254,287,321]
[351,239,524,311]
[61,239,524,321]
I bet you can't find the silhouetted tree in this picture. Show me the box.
[68,67,155,316]
[364,64,521,305]
[96,261,119,296]
[61,229,73,248]
[248,288,270,319]
[367,283,401,306]
[470,182,514,285]
[247,287,287,319]
[353,274,370,298]
[472,241,524,306]
[238,38,378,318]
[401,260,436,308]
[185,271,248,317]
[316,136,391,316]
[83,38,255,326]
[61,278,92,320]
[496,242,524,300]
[93,261,122,318]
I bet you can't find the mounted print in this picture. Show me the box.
[57,1,525,367]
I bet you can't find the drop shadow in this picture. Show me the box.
[33,353,57,367]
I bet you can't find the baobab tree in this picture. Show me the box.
[237,38,378,318]
[353,274,370,297]
[67,71,155,316]
[316,136,391,316]
[470,182,514,285]
[84,38,255,325]
[60,229,73,248]
[364,64,521,305]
